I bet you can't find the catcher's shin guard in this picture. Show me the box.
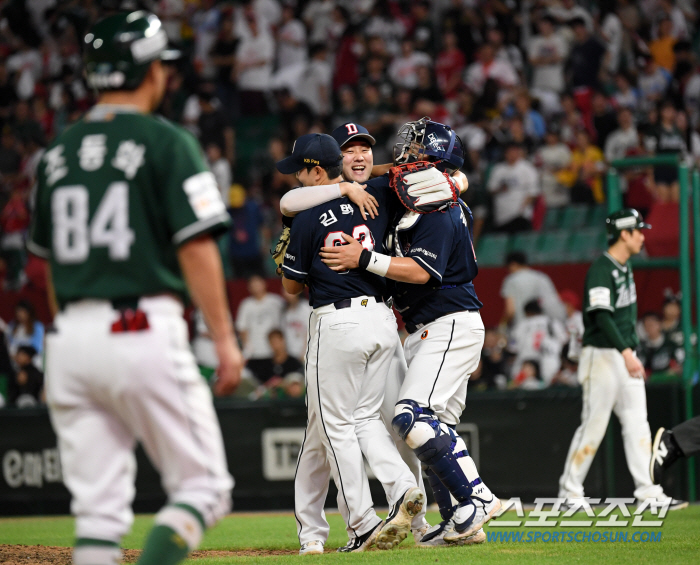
[425,467,455,521]
[414,433,473,502]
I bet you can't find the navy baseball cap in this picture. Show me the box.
[276,133,343,174]
[331,122,376,148]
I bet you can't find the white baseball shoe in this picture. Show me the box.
[417,517,486,547]
[299,540,324,555]
[443,496,501,543]
[376,487,426,550]
[412,523,431,544]
[336,520,382,553]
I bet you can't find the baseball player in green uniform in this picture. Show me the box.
[558,208,686,509]
[28,12,243,565]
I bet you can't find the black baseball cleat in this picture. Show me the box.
[337,520,383,553]
[650,427,682,484]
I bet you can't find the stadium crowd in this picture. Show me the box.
[0,0,696,404]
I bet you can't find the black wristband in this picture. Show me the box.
[358,249,372,270]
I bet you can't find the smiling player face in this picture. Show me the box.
[342,140,374,182]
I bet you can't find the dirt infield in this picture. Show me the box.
[0,544,298,564]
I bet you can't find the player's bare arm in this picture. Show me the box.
[320,233,430,284]
[45,265,59,319]
[280,181,377,219]
[178,235,243,396]
[282,276,305,295]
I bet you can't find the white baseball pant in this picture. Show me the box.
[399,311,494,502]
[296,297,417,540]
[559,346,664,501]
[45,297,233,544]
[294,331,426,546]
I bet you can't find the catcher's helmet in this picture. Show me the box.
[394,117,465,173]
[605,208,651,245]
[83,11,181,91]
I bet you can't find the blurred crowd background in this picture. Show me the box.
[0,0,695,405]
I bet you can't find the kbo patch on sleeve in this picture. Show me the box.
[589,287,612,309]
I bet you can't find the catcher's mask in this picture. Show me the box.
[393,117,465,173]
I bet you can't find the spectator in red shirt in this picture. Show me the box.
[0,188,29,289]
[435,31,466,100]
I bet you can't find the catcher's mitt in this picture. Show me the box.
[389,161,459,214]
[271,225,291,276]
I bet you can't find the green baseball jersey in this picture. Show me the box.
[582,252,638,349]
[28,105,230,306]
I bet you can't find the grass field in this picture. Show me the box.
[1,506,699,564]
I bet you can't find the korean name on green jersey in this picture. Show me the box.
[28,105,230,306]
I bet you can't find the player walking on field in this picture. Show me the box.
[28,12,243,565]
[321,118,501,546]
[558,208,686,509]
[278,133,425,553]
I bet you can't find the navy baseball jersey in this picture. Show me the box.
[392,200,482,328]
[283,176,399,307]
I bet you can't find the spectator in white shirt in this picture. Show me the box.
[509,300,568,386]
[235,12,275,115]
[528,15,568,94]
[276,4,307,69]
[500,251,567,329]
[535,127,572,208]
[282,289,313,362]
[487,142,540,233]
[303,0,337,44]
[236,275,285,372]
[388,38,432,90]
[612,73,640,111]
[294,44,333,117]
[464,43,518,97]
[206,143,232,204]
[604,107,639,163]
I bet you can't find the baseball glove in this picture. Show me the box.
[271,225,291,276]
[389,161,459,214]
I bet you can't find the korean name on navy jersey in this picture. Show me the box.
[392,200,482,328]
[283,175,399,307]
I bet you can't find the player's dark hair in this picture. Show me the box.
[302,163,342,180]
[506,251,528,266]
[524,300,542,315]
[268,329,285,340]
[642,311,661,321]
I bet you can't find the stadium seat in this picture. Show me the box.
[509,231,542,256]
[587,205,607,228]
[568,227,606,262]
[532,230,571,264]
[558,204,590,230]
[542,208,562,231]
[477,234,510,266]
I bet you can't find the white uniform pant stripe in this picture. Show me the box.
[427,319,456,407]
[314,317,358,535]
[299,302,417,539]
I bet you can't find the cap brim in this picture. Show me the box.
[640,222,652,229]
[160,48,182,61]
[342,133,376,147]
[276,156,303,174]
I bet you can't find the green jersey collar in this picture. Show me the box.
[86,104,144,121]
[604,252,628,272]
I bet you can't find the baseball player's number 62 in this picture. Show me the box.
[52,182,135,263]
[324,225,374,251]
